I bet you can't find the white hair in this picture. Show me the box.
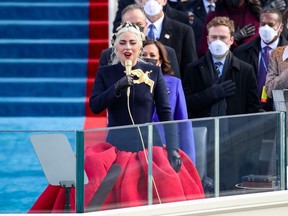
[110,21,145,64]
[113,26,144,48]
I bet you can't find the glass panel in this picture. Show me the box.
[0,130,76,214]
[217,112,285,196]
[148,119,211,202]
[191,117,217,198]
[80,111,286,213]
[83,124,156,212]
[1,112,285,213]
[82,118,212,212]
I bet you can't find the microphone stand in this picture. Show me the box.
[59,180,75,213]
[125,60,132,97]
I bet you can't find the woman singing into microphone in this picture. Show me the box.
[89,21,203,207]
[29,22,204,213]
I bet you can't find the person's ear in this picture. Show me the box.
[230,36,234,45]
[279,23,284,34]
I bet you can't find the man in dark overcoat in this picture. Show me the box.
[183,16,260,193]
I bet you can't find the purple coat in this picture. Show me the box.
[152,75,196,163]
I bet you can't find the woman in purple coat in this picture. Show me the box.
[142,39,196,164]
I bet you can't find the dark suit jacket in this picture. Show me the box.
[159,15,198,79]
[112,0,190,33]
[233,35,288,79]
[188,0,207,47]
[99,45,181,78]
[113,0,134,33]
[163,4,190,26]
[183,51,260,119]
[233,35,288,110]
[184,51,260,191]
[169,1,208,47]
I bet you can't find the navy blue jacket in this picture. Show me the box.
[89,61,178,152]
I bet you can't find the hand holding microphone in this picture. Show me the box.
[114,60,134,95]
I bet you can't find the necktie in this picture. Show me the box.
[215,61,222,77]
[147,24,155,41]
[258,46,271,96]
[208,4,215,13]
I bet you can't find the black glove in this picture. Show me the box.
[212,80,236,99]
[271,0,286,11]
[168,149,182,172]
[234,24,255,42]
[114,74,133,95]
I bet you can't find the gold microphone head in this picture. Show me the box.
[125,60,132,75]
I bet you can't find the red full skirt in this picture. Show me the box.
[29,142,204,213]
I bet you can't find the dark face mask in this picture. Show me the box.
[142,58,158,65]
[225,0,243,8]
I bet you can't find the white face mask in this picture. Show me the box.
[208,40,230,57]
[259,24,279,44]
[144,0,162,17]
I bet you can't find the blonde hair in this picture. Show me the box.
[111,21,145,46]
[111,21,145,64]
[207,16,235,36]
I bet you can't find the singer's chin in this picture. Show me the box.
[124,57,132,62]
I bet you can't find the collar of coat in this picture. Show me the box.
[202,51,241,73]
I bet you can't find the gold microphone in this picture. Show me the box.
[125,59,132,75]
[125,60,132,97]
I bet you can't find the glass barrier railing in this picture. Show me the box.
[82,111,286,212]
[191,111,286,197]
[0,111,286,213]
[0,130,76,213]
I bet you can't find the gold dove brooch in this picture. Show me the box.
[128,69,154,93]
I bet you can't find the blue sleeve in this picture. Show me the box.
[154,70,178,150]
[174,79,196,163]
